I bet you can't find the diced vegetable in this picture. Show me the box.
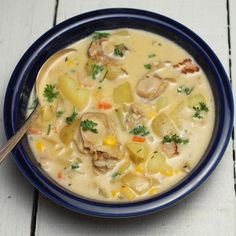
[121,173,151,194]
[59,121,79,145]
[113,81,133,103]
[42,105,54,121]
[103,134,117,147]
[126,142,149,163]
[156,96,168,112]
[147,152,173,176]
[115,107,126,131]
[120,185,136,201]
[59,76,90,110]
[132,136,145,143]
[169,102,185,129]
[98,101,112,110]
[118,161,131,174]
[152,113,177,137]
[106,64,124,80]
[187,94,205,108]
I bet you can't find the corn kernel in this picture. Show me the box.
[147,111,157,119]
[135,164,144,174]
[120,185,136,201]
[66,59,75,67]
[103,135,117,147]
[111,189,120,198]
[148,187,159,196]
[36,140,45,153]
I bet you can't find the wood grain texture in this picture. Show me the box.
[35,0,236,235]
[0,0,54,235]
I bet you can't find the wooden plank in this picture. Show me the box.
[36,0,236,235]
[0,0,55,235]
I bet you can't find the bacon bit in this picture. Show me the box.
[57,171,63,179]
[98,101,112,110]
[173,58,199,74]
[161,142,178,157]
[132,136,145,143]
[27,128,43,135]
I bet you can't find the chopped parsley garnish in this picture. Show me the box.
[28,98,38,110]
[193,102,209,119]
[162,134,189,144]
[114,44,127,57]
[144,63,152,70]
[129,125,150,137]
[137,149,142,153]
[80,119,98,133]
[148,53,156,58]
[91,64,104,80]
[92,32,110,41]
[47,124,51,135]
[177,85,194,95]
[112,172,121,178]
[43,84,59,102]
[65,110,78,125]
[56,110,64,118]
[71,163,80,171]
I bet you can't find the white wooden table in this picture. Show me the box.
[0,0,235,235]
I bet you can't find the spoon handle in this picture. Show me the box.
[0,106,41,164]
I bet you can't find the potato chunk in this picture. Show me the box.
[156,96,168,112]
[59,76,90,110]
[147,152,173,176]
[121,173,151,194]
[152,113,177,137]
[60,121,79,145]
[113,81,133,103]
[169,102,185,129]
[126,142,149,164]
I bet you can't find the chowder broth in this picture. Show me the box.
[27,29,215,201]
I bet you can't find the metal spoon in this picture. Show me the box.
[0,48,76,164]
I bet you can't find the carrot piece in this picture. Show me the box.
[27,128,42,135]
[132,136,145,142]
[57,171,63,179]
[98,101,112,110]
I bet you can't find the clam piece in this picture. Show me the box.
[75,112,124,173]
[136,73,168,100]
[126,103,145,129]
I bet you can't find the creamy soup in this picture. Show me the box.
[27,29,215,202]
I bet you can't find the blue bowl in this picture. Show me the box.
[4,8,234,218]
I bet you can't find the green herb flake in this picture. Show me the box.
[71,163,80,171]
[91,64,104,80]
[28,98,38,110]
[56,110,64,118]
[112,172,121,178]
[193,102,209,119]
[162,134,189,144]
[144,64,152,70]
[66,110,78,125]
[114,44,127,57]
[43,84,59,102]
[148,53,156,58]
[80,119,98,133]
[92,32,110,41]
[70,69,76,73]
[137,149,142,153]
[47,124,51,135]
[177,85,194,95]
[129,126,150,137]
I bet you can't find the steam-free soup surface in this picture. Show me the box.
[27,29,214,201]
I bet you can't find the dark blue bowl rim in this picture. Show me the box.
[3,8,234,218]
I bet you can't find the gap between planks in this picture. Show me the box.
[226,0,236,195]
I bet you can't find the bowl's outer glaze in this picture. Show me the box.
[4,8,234,218]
